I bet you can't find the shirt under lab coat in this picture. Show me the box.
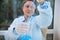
[4,1,53,40]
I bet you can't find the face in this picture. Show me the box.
[22,1,35,17]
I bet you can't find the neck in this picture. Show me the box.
[24,15,29,21]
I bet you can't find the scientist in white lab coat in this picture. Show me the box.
[4,0,52,40]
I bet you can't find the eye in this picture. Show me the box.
[26,5,29,8]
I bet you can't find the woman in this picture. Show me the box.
[4,0,52,40]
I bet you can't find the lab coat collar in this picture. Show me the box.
[19,16,34,22]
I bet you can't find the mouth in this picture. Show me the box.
[27,12,31,16]
[27,12,30,13]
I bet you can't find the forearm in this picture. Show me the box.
[41,28,47,40]
[6,27,20,40]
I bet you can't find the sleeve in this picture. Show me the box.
[4,18,20,40]
[37,1,52,14]
[36,1,53,28]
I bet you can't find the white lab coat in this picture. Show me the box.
[4,1,52,40]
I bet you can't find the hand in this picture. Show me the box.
[15,22,30,34]
[37,0,44,5]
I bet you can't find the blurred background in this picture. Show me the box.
[0,0,55,40]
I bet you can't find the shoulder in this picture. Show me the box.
[10,16,24,26]
[14,16,24,22]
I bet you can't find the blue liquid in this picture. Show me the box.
[18,35,31,40]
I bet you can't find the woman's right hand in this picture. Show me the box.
[15,22,30,34]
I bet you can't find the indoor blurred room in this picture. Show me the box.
[0,0,60,40]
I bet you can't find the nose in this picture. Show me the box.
[28,7,32,12]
